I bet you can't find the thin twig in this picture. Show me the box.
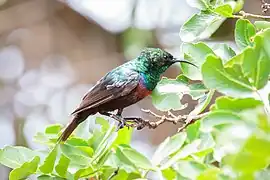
[261,0,270,13]
[122,109,209,131]
[234,11,270,19]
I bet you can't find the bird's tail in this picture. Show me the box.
[57,114,86,143]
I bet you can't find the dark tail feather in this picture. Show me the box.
[57,114,87,143]
[57,120,78,143]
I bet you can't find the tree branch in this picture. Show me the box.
[234,11,270,19]
[123,109,209,131]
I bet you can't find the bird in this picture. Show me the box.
[58,48,196,142]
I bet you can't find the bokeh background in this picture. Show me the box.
[0,0,266,178]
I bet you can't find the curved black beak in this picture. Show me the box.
[172,58,198,68]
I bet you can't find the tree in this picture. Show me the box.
[1,0,270,179]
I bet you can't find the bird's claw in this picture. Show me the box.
[116,119,126,131]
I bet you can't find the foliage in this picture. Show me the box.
[1,0,270,179]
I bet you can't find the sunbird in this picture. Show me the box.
[58,48,196,142]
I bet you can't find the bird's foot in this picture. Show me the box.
[116,117,126,131]
[123,117,146,130]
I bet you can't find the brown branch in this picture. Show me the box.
[123,109,209,131]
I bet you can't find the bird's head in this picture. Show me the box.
[137,48,196,75]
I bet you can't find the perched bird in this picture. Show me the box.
[58,48,196,142]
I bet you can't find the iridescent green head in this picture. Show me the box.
[136,48,195,75]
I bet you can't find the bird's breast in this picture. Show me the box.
[135,78,152,99]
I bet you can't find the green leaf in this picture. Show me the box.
[186,0,209,10]
[202,55,254,97]
[197,167,221,180]
[113,127,133,147]
[254,21,270,30]
[39,147,58,174]
[116,145,153,170]
[211,97,263,112]
[45,124,62,134]
[74,166,96,180]
[66,137,89,147]
[92,124,117,163]
[235,19,256,49]
[55,155,70,178]
[214,4,233,17]
[0,146,37,169]
[200,111,242,133]
[224,134,270,174]
[9,156,40,180]
[180,11,225,42]
[152,132,187,165]
[227,29,270,90]
[37,175,65,180]
[151,78,188,111]
[162,168,177,180]
[174,160,207,179]
[181,42,215,80]
[152,77,207,111]
[105,152,137,173]
[240,30,270,89]
[34,132,57,146]
[96,117,110,132]
[60,144,91,166]
[212,44,236,63]
[161,140,201,169]
[186,121,201,142]
[189,90,214,118]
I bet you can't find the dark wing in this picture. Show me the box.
[71,67,140,115]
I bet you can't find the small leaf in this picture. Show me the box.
[117,145,153,170]
[200,111,242,133]
[235,19,256,49]
[152,77,207,111]
[55,155,70,178]
[254,21,270,30]
[0,146,37,169]
[152,132,187,165]
[60,144,91,166]
[211,97,263,112]
[9,156,40,180]
[39,147,58,174]
[214,4,233,17]
[180,11,225,42]
[45,124,62,134]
